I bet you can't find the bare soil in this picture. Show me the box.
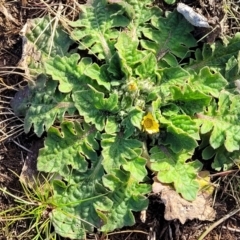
[1,0,240,239]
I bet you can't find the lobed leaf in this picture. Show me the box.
[122,157,148,181]
[48,160,150,238]
[157,66,190,98]
[24,75,76,137]
[190,67,228,98]
[45,54,109,93]
[115,32,146,77]
[212,146,240,171]
[73,88,119,131]
[170,85,211,115]
[199,91,240,152]
[101,132,142,173]
[150,146,202,201]
[50,174,110,239]
[187,33,240,80]
[141,11,197,65]
[159,115,200,152]
[37,121,99,177]
[115,0,162,37]
[101,169,150,231]
[70,0,129,61]
[25,16,73,75]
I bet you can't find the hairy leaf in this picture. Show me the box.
[70,0,129,61]
[187,33,240,79]
[135,52,157,79]
[122,157,148,181]
[212,147,240,171]
[158,66,190,98]
[116,0,162,37]
[190,67,228,98]
[24,75,75,137]
[45,54,108,93]
[37,121,99,177]
[101,169,150,231]
[159,115,200,152]
[141,11,197,65]
[49,161,150,238]
[101,132,142,173]
[115,32,146,77]
[73,88,119,131]
[24,16,73,75]
[199,91,240,152]
[170,85,211,115]
[150,146,202,201]
[122,107,144,131]
[50,173,110,239]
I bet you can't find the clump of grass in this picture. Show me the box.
[0,175,57,240]
[223,0,240,35]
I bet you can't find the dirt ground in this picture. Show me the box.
[1,0,240,239]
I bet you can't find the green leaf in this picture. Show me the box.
[190,67,228,98]
[105,116,119,134]
[37,121,99,177]
[141,11,197,64]
[73,88,119,131]
[160,115,199,152]
[50,173,110,239]
[25,16,73,76]
[50,166,150,238]
[161,115,200,139]
[101,133,142,173]
[101,169,150,231]
[199,91,240,152]
[187,33,240,79]
[158,67,190,98]
[70,0,129,61]
[202,145,216,160]
[84,64,111,91]
[107,52,125,80]
[170,85,211,115]
[164,0,176,4]
[115,32,146,77]
[135,53,157,79]
[116,0,155,24]
[163,129,198,153]
[122,157,148,181]
[45,54,100,93]
[10,86,31,116]
[26,16,73,57]
[150,146,202,201]
[212,146,239,171]
[125,107,144,130]
[24,75,75,137]
[118,0,163,39]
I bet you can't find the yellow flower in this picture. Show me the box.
[141,112,159,134]
[128,82,138,91]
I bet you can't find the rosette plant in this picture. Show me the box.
[11,0,240,238]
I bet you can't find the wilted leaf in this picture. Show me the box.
[152,177,216,224]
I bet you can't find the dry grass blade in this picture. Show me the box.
[198,208,240,240]
[0,2,19,25]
